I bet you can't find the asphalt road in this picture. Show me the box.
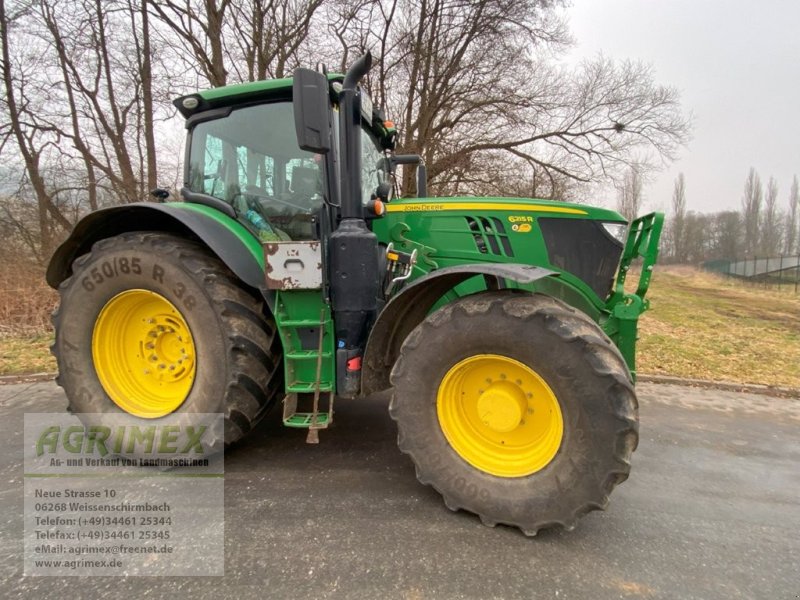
[1,381,798,599]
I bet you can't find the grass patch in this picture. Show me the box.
[637,266,800,388]
[0,333,56,376]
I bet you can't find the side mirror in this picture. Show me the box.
[292,68,332,154]
[390,154,427,198]
[416,164,427,198]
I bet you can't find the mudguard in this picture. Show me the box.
[361,263,556,395]
[46,202,265,294]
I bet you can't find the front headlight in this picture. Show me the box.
[601,222,628,245]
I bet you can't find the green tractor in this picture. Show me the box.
[46,53,663,535]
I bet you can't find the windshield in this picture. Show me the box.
[331,99,391,206]
[360,126,390,204]
[187,101,323,240]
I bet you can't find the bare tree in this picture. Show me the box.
[616,164,644,221]
[36,0,160,203]
[130,0,159,192]
[328,0,690,197]
[741,168,762,256]
[0,0,73,256]
[785,175,798,255]
[1,0,180,262]
[148,0,230,87]
[671,172,687,262]
[149,0,324,86]
[711,211,742,260]
[682,211,709,263]
[761,176,781,256]
[229,0,324,81]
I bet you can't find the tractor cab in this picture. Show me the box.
[176,69,399,244]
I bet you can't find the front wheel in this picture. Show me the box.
[52,232,282,448]
[389,292,637,535]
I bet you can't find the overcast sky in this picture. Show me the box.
[565,0,800,214]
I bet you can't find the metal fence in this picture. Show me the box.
[703,255,800,293]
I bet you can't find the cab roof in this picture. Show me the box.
[174,73,344,119]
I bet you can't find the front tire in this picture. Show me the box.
[389,292,637,535]
[52,232,282,447]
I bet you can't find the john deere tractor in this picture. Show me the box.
[46,53,662,535]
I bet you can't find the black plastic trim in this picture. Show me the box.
[538,218,624,299]
[180,187,236,218]
[184,106,234,129]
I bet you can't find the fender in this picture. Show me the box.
[361,263,557,395]
[46,202,266,296]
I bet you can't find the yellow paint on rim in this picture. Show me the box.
[437,354,563,477]
[385,202,587,215]
[92,290,196,418]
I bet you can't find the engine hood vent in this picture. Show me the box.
[465,216,514,257]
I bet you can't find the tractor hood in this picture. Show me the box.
[373,195,630,306]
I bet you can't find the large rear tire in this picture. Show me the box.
[389,292,637,535]
[51,232,282,448]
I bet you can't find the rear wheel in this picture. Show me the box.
[52,232,282,448]
[390,292,637,535]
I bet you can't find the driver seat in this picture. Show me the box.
[290,166,321,199]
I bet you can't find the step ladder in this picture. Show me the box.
[277,301,335,443]
[264,242,336,442]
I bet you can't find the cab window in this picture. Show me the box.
[188,101,323,240]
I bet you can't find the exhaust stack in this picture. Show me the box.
[329,52,380,398]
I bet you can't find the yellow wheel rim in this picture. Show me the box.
[92,290,196,418]
[437,354,563,477]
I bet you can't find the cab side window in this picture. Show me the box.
[188,102,323,240]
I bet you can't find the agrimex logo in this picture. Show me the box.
[35,424,208,457]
